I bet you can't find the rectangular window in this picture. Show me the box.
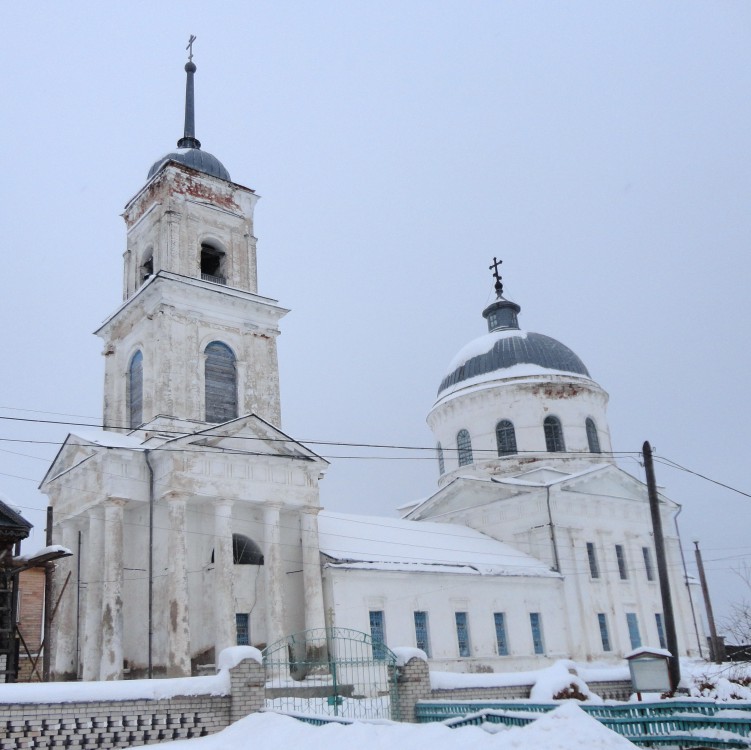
[455,612,471,657]
[642,546,655,581]
[494,612,509,656]
[235,613,250,646]
[626,613,642,650]
[586,542,600,578]
[616,544,628,580]
[655,613,667,650]
[530,612,545,655]
[414,611,431,657]
[369,610,386,660]
[597,613,611,652]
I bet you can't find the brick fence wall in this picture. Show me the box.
[392,658,632,722]
[0,655,264,749]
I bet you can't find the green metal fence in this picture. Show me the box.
[416,700,751,748]
[262,628,400,721]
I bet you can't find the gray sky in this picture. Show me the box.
[2,1,750,639]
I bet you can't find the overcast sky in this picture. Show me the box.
[2,1,750,637]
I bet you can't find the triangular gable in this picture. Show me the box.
[160,413,329,465]
[403,475,536,521]
[557,462,679,507]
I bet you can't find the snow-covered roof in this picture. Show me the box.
[68,429,145,450]
[318,511,556,577]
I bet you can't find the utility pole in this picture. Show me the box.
[694,539,722,663]
[643,441,681,692]
[43,506,53,682]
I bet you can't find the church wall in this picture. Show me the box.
[99,285,284,429]
[122,165,258,299]
[429,376,613,484]
[322,567,570,671]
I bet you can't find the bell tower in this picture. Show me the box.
[97,47,287,432]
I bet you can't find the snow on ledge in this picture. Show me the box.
[217,646,263,670]
[0,672,230,705]
[625,647,672,659]
[14,545,71,563]
[391,647,428,666]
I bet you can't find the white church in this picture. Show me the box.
[41,54,704,681]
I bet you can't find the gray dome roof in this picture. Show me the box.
[147,148,231,182]
[438,331,590,396]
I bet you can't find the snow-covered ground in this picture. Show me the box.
[129,703,638,750]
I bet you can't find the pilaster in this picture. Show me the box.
[166,494,191,676]
[100,498,126,680]
[213,499,236,658]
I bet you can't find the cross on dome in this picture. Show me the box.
[489,257,504,297]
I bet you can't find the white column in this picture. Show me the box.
[264,504,285,646]
[53,521,78,680]
[213,499,236,659]
[99,499,125,680]
[301,509,326,632]
[81,509,104,680]
[166,494,191,675]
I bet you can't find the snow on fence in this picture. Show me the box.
[0,648,264,749]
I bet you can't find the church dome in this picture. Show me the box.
[438,329,589,396]
[147,54,231,183]
[147,148,231,181]
[436,267,591,399]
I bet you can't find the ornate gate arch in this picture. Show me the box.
[262,628,400,720]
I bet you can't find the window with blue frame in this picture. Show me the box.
[455,612,471,657]
[586,542,600,578]
[530,612,545,654]
[414,611,431,657]
[643,546,655,581]
[457,430,473,466]
[494,612,509,655]
[655,613,667,650]
[597,613,611,652]
[626,613,642,649]
[235,613,249,646]
[615,544,628,580]
[369,610,386,660]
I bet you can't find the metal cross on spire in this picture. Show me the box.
[186,34,197,62]
[489,257,504,296]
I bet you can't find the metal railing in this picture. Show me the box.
[201,273,227,285]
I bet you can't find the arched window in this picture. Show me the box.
[205,341,238,423]
[211,534,264,565]
[457,429,473,466]
[232,534,264,565]
[543,416,565,452]
[437,443,445,476]
[128,350,143,428]
[586,418,601,453]
[139,250,153,287]
[200,243,226,284]
[496,420,517,456]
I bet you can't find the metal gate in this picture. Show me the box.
[262,628,399,720]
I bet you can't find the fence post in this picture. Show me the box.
[218,647,266,724]
[389,649,431,723]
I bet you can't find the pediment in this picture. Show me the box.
[161,414,328,465]
[404,476,537,521]
[557,463,677,507]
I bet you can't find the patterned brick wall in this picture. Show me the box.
[0,656,264,749]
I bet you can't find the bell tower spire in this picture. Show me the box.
[177,35,201,150]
